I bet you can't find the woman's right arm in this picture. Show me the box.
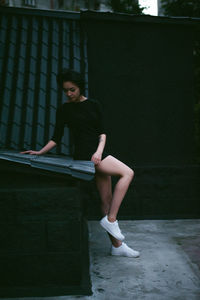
[20,140,56,155]
[21,105,65,156]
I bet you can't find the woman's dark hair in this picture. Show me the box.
[56,69,85,94]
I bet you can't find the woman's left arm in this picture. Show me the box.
[91,134,106,165]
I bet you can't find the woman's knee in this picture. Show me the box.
[125,168,134,181]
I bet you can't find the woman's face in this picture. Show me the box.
[63,81,81,102]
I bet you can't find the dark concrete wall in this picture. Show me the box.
[83,13,195,166]
[85,165,200,219]
[0,161,91,297]
[82,12,200,219]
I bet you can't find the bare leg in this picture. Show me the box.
[95,172,122,247]
[95,155,134,222]
[95,157,140,257]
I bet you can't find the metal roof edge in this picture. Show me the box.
[80,10,200,26]
[1,7,199,26]
[0,6,80,20]
[0,151,95,181]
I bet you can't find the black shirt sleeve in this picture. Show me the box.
[51,106,65,144]
[95,100,106,135]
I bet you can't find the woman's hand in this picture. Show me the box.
[20,140,56,156]
[91,151,102,165]
[20,150,41,155]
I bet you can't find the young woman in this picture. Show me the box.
[21,69,140,258]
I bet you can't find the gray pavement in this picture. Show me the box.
[5,219,200,300]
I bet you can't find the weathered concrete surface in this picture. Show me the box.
[87,220,200,300]
[3,219,200,300]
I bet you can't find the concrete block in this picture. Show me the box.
[0,222,46,254]
[0,252,81,286]
[47,220,82,251]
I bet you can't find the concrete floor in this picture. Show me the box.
[4,219,200,300]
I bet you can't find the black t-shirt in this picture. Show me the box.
[52,98,107,160]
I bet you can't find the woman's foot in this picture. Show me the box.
[111,242,140,258]
[100,215,125,241]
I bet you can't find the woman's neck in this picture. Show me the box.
[79,95,87,102]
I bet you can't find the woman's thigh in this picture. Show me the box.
[95,155,134,177]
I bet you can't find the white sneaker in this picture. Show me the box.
[100,215,125,241]
[111,242,140,258]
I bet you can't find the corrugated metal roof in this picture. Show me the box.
[0,150,95,180]
[0,7,88,155]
